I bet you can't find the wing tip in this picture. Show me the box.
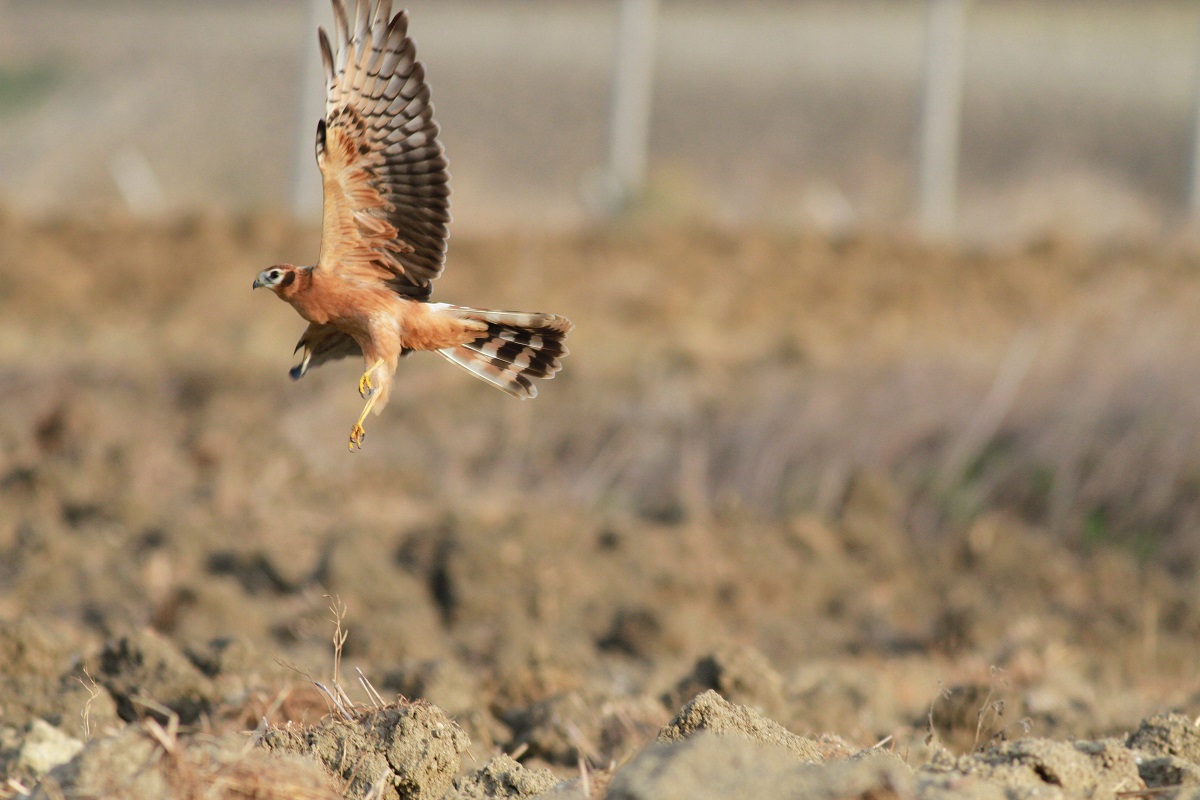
[318,27,335,81]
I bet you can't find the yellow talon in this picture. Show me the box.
[349,361,383,452]
[358,359,384,398]
[349,424,366,451]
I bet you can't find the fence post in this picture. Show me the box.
[1188,15,1200,227]
[917,0,969,239]
[603,0,660,211]
[292,0,327,219]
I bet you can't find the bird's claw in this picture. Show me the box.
[358,372,374,399]
[348,424,366,451]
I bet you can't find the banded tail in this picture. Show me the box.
[435,306,573,398]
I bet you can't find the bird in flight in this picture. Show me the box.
[254,0,572,450]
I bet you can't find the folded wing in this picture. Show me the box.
[290,323,364,380]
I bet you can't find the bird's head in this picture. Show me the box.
[252,264,299,294]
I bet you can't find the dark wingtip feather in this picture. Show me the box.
[318,27,335,82]
[331,0,350,49]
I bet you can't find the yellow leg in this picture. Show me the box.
[348,391,381,451]
[358,358,385,399]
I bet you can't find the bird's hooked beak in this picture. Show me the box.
[252,276,264,289]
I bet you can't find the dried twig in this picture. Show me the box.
[314,682,355,722]
[577,754,591,799]
[325,595,349,688]
[77,668,101,740]
[356,667,388,708]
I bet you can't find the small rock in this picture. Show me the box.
[17,719,83,776]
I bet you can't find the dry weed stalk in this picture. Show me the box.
[76,668,101,739]
[971,673,1004,753]
[577,754,591,799]
[313,682,355,722]
[325,595,349,690]
[2,778,33,799]
[924,681,952,747]
[355,667,387,709]
[360,775,389,800]
[1116,789,1185,798]
[977,667,1033,748]
[296,608,427,800]
[871,734,895,750]
[565,720,602,766]
[274,595,399,730]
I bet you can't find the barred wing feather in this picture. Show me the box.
[315,0,450,300]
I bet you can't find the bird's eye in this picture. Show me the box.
[270,270,281,280]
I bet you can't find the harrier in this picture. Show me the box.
[254,0,572,450]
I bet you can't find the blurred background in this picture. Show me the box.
[4,0,1200,769]
[5,0,1200,242]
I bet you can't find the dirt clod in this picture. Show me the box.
[0,619,119,733]
[97,629,217,724]
[927,682,1014,753]
[920,737,1144,798]
[664,645,787,719]
[658,690,833,763]
[382,658,482,714]
[503,689,668,767]
[1127,713,1200,764]
[445,754,559,799]
[1137,755,1200,789]
[263,702,470,800]
[609,732,912,800]
[35,724,337,800]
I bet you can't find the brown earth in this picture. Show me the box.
[4,213,1200,797]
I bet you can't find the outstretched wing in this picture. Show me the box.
[315,0,450,301]
[290,323,363,380]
